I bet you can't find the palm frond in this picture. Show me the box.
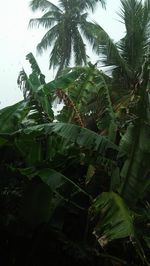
[29,17,56,29]
[49,38,61,70]
[79,18,100,50]
[144,0,150,11]
[41,10,62,19]
[55,24,72,76]
[37,24,60,54]
[118,0,150,70]
[92,22,132,77]
[77,0,106,12]
[29,0,61,13]
[72,27,87,65]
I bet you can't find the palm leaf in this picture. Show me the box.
[118,0,149,70]
[29,17,56,29]
[92,22,132,77]
[37,23,60,55]
[72,27,87,65]
[77,0,106,11]
[98,0,150,91]
[29,0,61,13]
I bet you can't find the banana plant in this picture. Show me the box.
[18,53,54,125]
[55,64,117,143]
[0,52,150,265]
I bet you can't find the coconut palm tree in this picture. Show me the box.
[95,0,150,94]
[29,0,106,77]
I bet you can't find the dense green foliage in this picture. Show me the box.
[0,0,150,266]
[1,52,150,266]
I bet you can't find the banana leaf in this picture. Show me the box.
[0,101,29,133]
[90,192,134,246]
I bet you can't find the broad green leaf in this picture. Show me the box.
[36,85,54,120]
[15,134,43,164]
[118,56,150,205]
[0,101,29,133]
[18,54,54,122]
[26,53,43,76]
[20,167,90,210]
[20,122,118,158]
[46,69,81,91]
[90,192,134,245]
[119,122,150,205]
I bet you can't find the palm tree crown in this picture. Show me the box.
[97,0,150,92]
[29,0,106,76]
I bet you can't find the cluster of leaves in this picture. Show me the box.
[0,51,150,266]
[0,0,150,265]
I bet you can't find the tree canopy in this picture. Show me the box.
[29,0,106,76]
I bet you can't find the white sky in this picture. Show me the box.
[0,0,125,108]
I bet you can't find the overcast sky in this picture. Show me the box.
[0,0,125,108]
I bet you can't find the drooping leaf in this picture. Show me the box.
[26,53,44,77]
[19,167,90,210]
[90,192,134,245]
[0,101,29,133]
[21,122,118,158]
[18,55,54,122]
